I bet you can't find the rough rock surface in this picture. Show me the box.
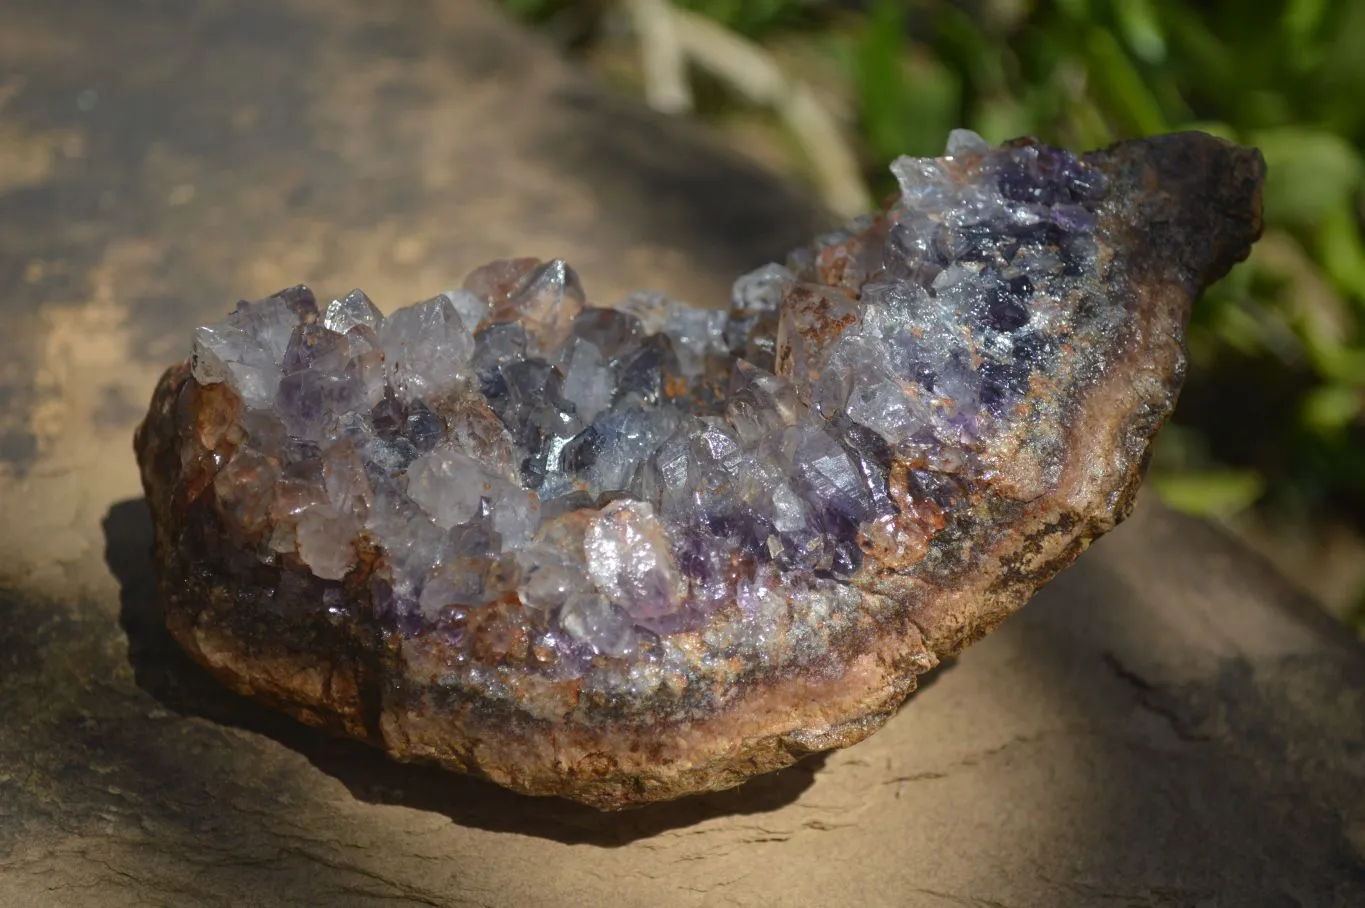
[7,0,1365,903]
[135,129,1263,808]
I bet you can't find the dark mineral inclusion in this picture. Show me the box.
[135,131,1264,808]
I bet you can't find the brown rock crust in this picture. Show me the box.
[135,132,1264,809]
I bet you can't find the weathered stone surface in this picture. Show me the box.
[135,130,1264,808]
[3,0,1363,904]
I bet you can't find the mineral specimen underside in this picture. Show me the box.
[136,130,1264,809]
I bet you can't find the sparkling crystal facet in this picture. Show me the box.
[142,130,1264,808]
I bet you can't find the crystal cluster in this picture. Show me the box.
[140,128,1264,807]
[183,130,1114,672]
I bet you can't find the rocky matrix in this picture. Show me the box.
[136,131,1264,808]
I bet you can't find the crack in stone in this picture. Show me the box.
[881,732,1060,795]
[275,846,462,908]
[1102,651,1215,743]
[905,887,1015,908]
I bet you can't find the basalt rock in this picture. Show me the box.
[134,131,1264,809]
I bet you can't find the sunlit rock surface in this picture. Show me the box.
[136,131,1264,808]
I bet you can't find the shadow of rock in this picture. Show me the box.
[1000,524,1365,903]
[542,84,831,280]
[103,497,825,846]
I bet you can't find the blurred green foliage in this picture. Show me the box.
[503,0,1365,615]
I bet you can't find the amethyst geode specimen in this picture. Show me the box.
[135,131,1263,808]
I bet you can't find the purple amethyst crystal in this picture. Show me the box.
[137,130,1265,809]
